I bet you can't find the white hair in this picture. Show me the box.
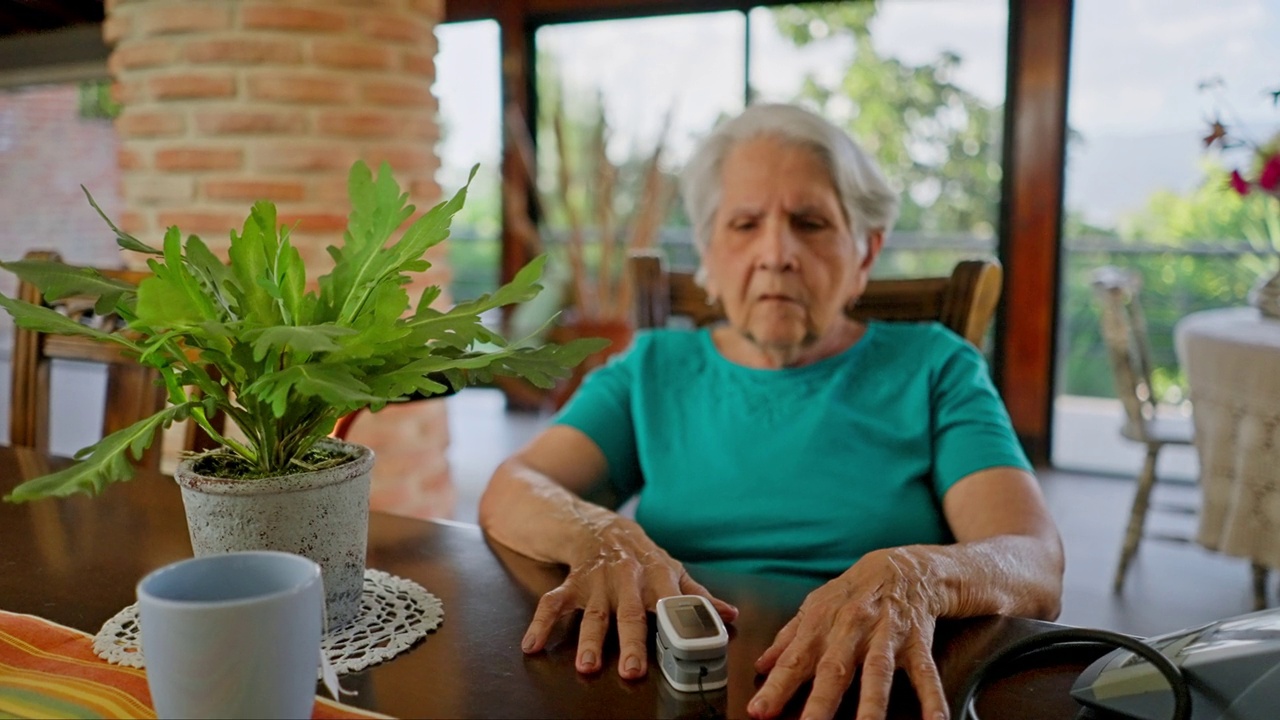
[679,103,900,259]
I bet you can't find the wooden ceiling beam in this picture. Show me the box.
[18,0,99,25]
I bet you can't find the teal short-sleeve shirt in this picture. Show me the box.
[555,322,1031,582]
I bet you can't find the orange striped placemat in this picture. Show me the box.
[0,610,392,719]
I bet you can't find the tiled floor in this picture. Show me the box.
[1040,468,1261,636]
[445,388,1266,640]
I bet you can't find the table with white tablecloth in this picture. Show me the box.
[1176,307,1280,567]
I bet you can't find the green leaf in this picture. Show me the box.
[227,202,282,326]
[414,286,443,317]
[0,259,137,314]
[276,229,308,325]
[4,403,195,502]
[83,186,163,255]
[365,358,452,399]
[183,234,238,319]
[447,254,546,318]
[400,256,549,351]
[382,164,475,277]
[132,227,222,331]
[469,337,610,389]
[135,276,207,329]
[0,293,140,349]
[317,161,414,324]
[241,364,386,418]
[248,325,358,362]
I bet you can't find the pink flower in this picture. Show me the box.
[1229,169,1252,196]
[1258,153,1280,192]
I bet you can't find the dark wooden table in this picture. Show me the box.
[0,445,1106,719]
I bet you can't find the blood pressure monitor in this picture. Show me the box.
[655,595,729,692]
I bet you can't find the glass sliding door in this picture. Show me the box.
[532,12,747,312]
[1053,0,1280,478]
[436,20,502,304]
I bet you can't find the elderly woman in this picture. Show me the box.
[478,103,1063,720]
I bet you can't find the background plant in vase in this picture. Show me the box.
[543,92,676,326]
[0,160,608,503]
[501,89,677,407]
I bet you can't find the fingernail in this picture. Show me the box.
[750,698,768,715]
[521,635,535,653]
[580,650,597,669]
[624,655,641,674]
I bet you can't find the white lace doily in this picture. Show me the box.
[93,568,443,675]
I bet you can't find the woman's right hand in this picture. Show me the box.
[519,514,739,679]
[479,426,737,679]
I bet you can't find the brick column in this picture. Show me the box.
[105,0,455,520]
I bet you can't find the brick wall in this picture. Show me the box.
[106,0,455,519]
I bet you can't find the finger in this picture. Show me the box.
[754,616,800,674]
[748,630,822,720]
[853,635,900,720]
[615,589,649,680]
[799,632,863,720]
[902,642,948,720]
[523,587,572,654]
[575,601,611,674]
[678,573,739,622]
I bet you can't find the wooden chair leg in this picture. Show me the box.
[1252,563,1269,611]
[1114,445,1160,594]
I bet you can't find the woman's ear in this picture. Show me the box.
[697,264,719,305]
[861,229,885,270]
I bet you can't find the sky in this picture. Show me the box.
[433,0,1280,229]
[1065,0,1280,225]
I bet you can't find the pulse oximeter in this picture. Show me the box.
[655,595,729,692]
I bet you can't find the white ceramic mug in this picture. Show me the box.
[137,551,324,719]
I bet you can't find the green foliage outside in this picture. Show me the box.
[770,3,1003,240]
[444,162,503,303]
[1058,167,1277,400]
[77,79,120,120]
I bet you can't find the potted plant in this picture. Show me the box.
[0,160,607,627]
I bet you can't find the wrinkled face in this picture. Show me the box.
[703,135,879,354]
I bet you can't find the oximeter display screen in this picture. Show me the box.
[672,601,720,639]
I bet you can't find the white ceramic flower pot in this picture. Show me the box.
[173,439,374,630]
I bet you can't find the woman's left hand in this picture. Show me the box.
[746,547,950,720]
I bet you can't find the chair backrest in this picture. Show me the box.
[9,250,220,468]
[628,250,1003,348]
[1090,266,1158,442]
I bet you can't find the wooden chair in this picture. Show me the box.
[9,250,221,469]
[628,250,1003,348]
[1088,267,1269,605]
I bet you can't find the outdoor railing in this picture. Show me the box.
[445,227,1272,403]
